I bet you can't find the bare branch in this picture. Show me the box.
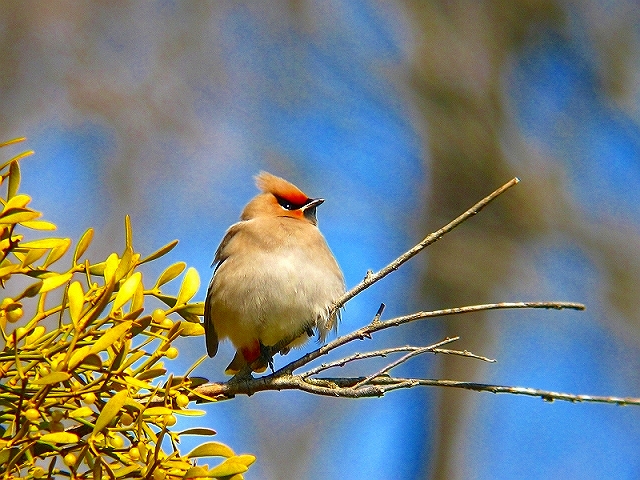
[280,301,584,375]
[330,177,521,313]
[192,374,640,406]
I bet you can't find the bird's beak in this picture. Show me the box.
[301,198,324,224]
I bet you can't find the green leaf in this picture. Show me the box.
[7,161,20,199]
[93,389,128,435]
[39,432,79,444]
[187,441,235,459]
[155,262,186,288]
[74,228,94,263]
[139,239,179,265]
[112,272,142,312]
[32,371,71,385]
[124,215,133,249]
[176,267,200,305]
[89,321,132,355]
[178,427,217,436]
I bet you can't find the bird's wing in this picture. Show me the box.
[204,223,243,357]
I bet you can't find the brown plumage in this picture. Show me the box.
[204,172,345,374]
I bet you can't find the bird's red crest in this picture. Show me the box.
[255,171,309,204]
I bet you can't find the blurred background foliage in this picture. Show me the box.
[1,1,639,479]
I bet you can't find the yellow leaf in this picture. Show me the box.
[179,302,205,316]
[93,389,128,435]
[89,321,132,355]
[187,441,235,459]
[142,406,173,416]
[208,459,248,477]
[73,228,94,263]
[32,371,71,385]
[19,238,69,249]
[20,220,57,231]
[39,432,79,444]
[123,375,152,391]
[103,253,119,283]
[44,238,72,267]
[114,246,133,282]
[112,272,142,312]
[3,193,30,210]
[18,247,47,267]
[155,262,186,288]
[0,137,26,148]
[139,239,178,265]
[68,281,85,327]
[40,272,73,293]
[69,406,94,418]
[178,322,205,337]
[176,267,200,305]
[233,454,257,466]
[68,345,91,370]
[0,208,40,224]
[184,467,209,479]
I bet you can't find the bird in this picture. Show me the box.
[204,171,345,375]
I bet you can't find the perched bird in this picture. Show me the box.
[205,172,345,375]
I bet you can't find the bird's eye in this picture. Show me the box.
[275,196,305,211]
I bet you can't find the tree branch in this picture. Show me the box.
[185,177,630,408]
[330,176,521,313]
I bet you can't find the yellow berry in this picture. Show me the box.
[176,394,189,408]
[165,347,178,359]
[151,309,166,323]
[109,434,124,449]
[63,453,77,467]
[120,412,134,426]
[129,447,140,460]
[152,468,166,480]
[162,414,176,427]
[25,408,41,422]
[160,317,173,329]
[82,392,97,404]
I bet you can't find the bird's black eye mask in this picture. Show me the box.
[275,195,309,211]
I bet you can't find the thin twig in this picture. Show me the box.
[330,177,520,313]
[280,301,584,375]
[352,337,460,389]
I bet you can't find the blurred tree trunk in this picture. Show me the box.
[402,2,563,478]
